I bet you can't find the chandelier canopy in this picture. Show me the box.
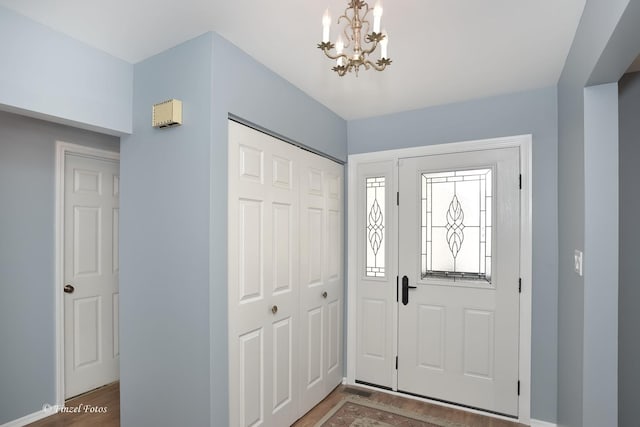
[317,0,392,77]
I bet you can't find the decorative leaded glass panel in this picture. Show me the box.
[366,177,385,277]
[421,169,492,282]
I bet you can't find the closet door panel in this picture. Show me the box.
[229,122,300,427]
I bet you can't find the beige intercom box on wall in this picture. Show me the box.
[152,99,182,128]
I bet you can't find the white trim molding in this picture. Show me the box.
[1,408,49,427]
[346,134,533,425]
[54,141,120,408]
[530,419,558,427]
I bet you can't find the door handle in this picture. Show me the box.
[322,291,328,299]
[63,284,75,294]
[401,276,417,306]
[271,305,278,314]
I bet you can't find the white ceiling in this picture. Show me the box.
[0,0,586,120]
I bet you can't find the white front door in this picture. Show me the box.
[397,147,520,416]
[64,153,120,398]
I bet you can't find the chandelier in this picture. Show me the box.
[317,0,392,77]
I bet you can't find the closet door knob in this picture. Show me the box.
[271,305,278,314]
[322,291,328,299]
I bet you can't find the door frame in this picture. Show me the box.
[54,141,120,407]
[346,134,532,424]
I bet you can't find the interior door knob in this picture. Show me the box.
[63,284,75,294]
[322,291,328,298]
[271,305,278,314]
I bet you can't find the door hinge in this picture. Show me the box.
[396,276,399,302]
[517,380,520,396]
[519,278,522,293]
[519,174,522,190]
[397,191,399,206]
[395,356,398,370]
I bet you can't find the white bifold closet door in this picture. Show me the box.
[228,121,344,427]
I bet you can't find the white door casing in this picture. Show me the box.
[397,148,520,416]
[64,153,120,398]
[346,135,532,424]
[228,121,344,426]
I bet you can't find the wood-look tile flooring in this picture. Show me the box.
[27,382,119,427]
[27,382,527,427]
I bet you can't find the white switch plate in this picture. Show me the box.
[574,250,583,276]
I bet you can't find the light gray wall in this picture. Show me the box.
[209,32,347,425]
[557,0,640,425]
[583,83,618,427]
[348,86,559,423]
[618,71,640,427]
[0,5,133,135]
[119,33,214,427]
[119,32,347,426]
[0,110,119,425]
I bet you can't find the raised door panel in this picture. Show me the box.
[326,300,340,375]
[327,210,340,281]
[417,305,445,371]
[112,208,119,273]
[272,203,292,295]
[272,317,293,413]
[463,309,495,379]
[306,208,324,286]
[74,169,101,194]
[238,200,264,303]
[73,296,101,368]
[239,329,264,427]
[73,206,101,277]
[305,307,324,388]
[361,299,386,360]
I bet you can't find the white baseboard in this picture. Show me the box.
[1,409,50,427]
[530,419,557,427]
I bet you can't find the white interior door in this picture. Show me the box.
[228,122,300,427]
[64,153,120,398]
[397,147,520,416]
[298,151,344,415]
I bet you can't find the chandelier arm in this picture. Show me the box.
[361,39,379,56]
[364,59,388,72]
[321,47,350,62]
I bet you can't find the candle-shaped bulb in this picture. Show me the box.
[336,35,345,66]
[373,2,383,33]
[322,9,331,42]
[380,30,388,59]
